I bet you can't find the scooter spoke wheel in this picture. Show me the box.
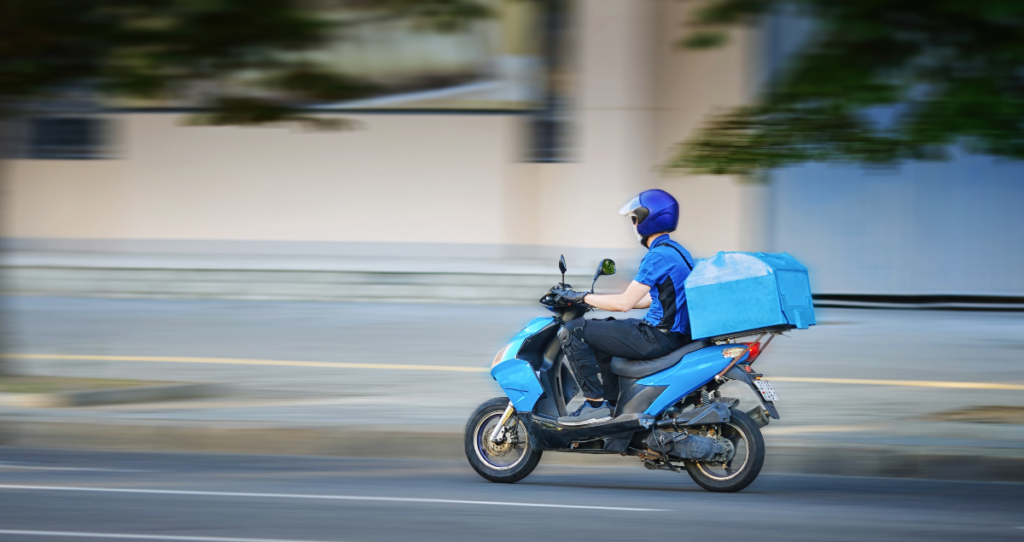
[684,407,765,493]
[465,397,542,483]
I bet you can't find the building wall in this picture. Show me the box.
[505,0,765,258]
[1,0,765,263]
[652,0,768,256]
[770,155,1024,296]
[3,113,517,245]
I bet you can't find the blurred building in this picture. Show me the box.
[2,1,1020,306]
[762,14,1024,306]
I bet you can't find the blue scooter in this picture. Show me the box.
[465,256,786,492]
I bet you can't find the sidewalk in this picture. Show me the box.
[0,251,632,304]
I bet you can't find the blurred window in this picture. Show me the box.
[527,0,573,163]
[25,117,109,160]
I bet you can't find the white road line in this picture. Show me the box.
[0,485,665,512]
[0,463,149,472]
[0,531,341,542]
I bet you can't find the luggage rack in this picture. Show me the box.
[709,324,795,344]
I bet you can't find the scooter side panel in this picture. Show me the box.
[637,345,737,415]
[490,317,556,412]
[492,360,545,411]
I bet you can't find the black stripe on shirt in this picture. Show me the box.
[657,275,677,330]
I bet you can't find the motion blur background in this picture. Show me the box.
[2,1,1022,301]
[0,1,1023,540]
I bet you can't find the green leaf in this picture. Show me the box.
[678,32,728,49]
[671,0,1024,174]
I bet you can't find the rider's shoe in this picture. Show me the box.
[558,401,613,426]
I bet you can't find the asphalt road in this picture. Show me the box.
[3,297,1023,430]
[0,448,1022,542]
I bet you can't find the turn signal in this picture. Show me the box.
[722,347,745,359]
[722,342,762,362]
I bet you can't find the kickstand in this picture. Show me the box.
[655,433,680,473]
[661,452,679,473]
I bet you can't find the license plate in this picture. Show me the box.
[754,380,778,402]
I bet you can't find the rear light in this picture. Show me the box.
[746,342,761,362]
[722,342,762,362]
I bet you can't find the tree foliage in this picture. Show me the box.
[669,0,1024,175]
[0,0,493,125]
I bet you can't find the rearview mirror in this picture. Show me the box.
[594,258,616,280]
[558,255,567,286]
[590,258,616,293]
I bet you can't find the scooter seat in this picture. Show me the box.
[610,339,714,379]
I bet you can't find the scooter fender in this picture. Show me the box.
[490,317,555,412]
[724,365,780,420]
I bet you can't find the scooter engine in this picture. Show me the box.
[646,429,735,463]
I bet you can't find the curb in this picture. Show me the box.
[0,384,226,408]
[0,267,608,305]
[763,442,1024,482]
[1,420,1021,483]
[0,421,462,459]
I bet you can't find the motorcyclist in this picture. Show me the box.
[551,189,695,425]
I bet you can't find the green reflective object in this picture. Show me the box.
[596,258,616,278]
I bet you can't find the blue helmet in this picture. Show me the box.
[619,189,679,245]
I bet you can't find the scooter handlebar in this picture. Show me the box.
[541,285,591,309]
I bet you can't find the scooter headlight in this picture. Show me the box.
[491,343,513,368]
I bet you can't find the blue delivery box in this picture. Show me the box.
[684,252,815,340]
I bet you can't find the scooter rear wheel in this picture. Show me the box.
[684,407,765,492]
[465,397,542,483]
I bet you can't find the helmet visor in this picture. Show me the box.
[619,196,649,225]
[619,196,641,217]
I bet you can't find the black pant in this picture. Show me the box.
[562,317,688,402]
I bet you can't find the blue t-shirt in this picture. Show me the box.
[633,236,695,335]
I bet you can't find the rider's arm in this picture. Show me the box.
[583,281,651,312]
[634,293,652,309]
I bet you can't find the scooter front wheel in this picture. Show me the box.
[465,397,542,483]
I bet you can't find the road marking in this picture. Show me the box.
[0,485,665,512]
[0,462,148,472]
[5,353,1022,390]
[0,531,343,542]
[768,376,1024,391]
[0,353,488,373]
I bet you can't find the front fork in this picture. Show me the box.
[489,401,516,443]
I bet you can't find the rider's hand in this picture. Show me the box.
[552,287,589,306]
